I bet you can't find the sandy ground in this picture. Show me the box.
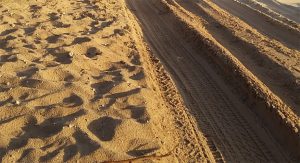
[212,0,300,50]
[203,0,300,116]
[276,0,300,7]
[255,0,300,23]
[127,0,297,161]
[0,0,182,162]
[0,0,300,162]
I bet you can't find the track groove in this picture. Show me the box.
[126,0,291,162]
[175,0,300,115]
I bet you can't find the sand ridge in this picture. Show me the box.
[127,0,299,161]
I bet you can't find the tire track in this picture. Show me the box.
[211,0,300,51]
[126,0,291,162]
[175,0,300,116]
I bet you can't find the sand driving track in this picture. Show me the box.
[175,0,300,116]
[211,0,300,51]
[126,0,293,162]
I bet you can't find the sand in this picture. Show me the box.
[0,0,299,162]
[238,0,300,23]
[277,0,300,7]
[0,0,180,162]
[257,0,300,21]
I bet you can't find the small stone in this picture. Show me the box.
[69,52,74,57]
[15,100,21,105]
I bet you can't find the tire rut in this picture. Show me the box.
[175,0,300,116]
[211,0,300,51]
[126,0,291,162]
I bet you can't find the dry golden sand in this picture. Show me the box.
[126,0,299,161]
[0,0,182,162]
[0,0,300,162]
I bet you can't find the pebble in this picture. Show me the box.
[15,100,21,105]
[69,52,74,57]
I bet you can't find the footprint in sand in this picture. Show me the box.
[0,96,13,107]
[19,92,30,100]
[54,53,73,64]
[23,44,36,50]
[88,116,121,141]
[92,66,124,82]
[7,110,86,151]
[0,28,17,36]
[86,47,101,59]
[113,28,125,36]
[23,26,37,36]
[72,130,100,156]
[64,74,75,82]
[0,54,17,63]
[48,12,60,21]
[29,5,42,13]
[0,84,10,93]
[37,130,100,162]
[47,47,73,65]
[129,51,141,65]
[91,81,115,101]
[0,115,34,156]
[62,93,84,107]
[16,66,38,78]
[46,34,61,44]
[0,38,13,52]
[72,37,91,45]
[48,12,70,28]
[64,74,75,86]
[124,106,150,124]
[4,35,16,42]
[129,70,145,81]
[52,21,71,28]
[20,78,42,88]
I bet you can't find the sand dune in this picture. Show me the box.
[0,0,299,162]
